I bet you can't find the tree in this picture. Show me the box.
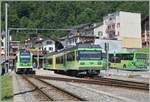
[1,1,149,41]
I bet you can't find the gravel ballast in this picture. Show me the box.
[43,79,142,102]
[13,74,41,102]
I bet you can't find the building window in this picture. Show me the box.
[75,38,77,42]
[117,31,119,36]
[112,24,115,29]
[108,25,111,30]
[1,42,3,46]
[98,31,103,36]
[147,34,149,37]
[142,34,145,37]
[49,47,53,50]
[47,41,52,45]
[117,23,120,28]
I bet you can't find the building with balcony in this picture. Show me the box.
[9,41,20,56]
[102,11,142,48]
[0,31,12,56]
[42,39,55,53]
[141,16,149,48]
[60,23,99,47]
[25,35,63,53]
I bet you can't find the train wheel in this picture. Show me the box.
[15,68,19,74]
[71,71,78,76]
[54,70,58,74]
[123,64,126,69]
[32,71,35,74]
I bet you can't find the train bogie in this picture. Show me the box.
[16,68,35,74]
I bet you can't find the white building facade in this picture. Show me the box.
[95,39,128,53]
[95,11,142,48]
[42,40,55,53]
[1,37,6,55]
[0,31,12,56]
[94,23,104,38]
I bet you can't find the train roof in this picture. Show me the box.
[109,51,148,54]
[66,44,101,49]
[45,44,102,57]
[77,43,101,48]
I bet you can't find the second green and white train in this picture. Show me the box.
[44,44,107,76]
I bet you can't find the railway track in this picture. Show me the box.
[33,75,149,91]
[22,75,87,101]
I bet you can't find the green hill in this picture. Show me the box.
[1,1,149,41]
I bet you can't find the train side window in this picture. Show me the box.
[115,58,121,63]
[111,57,121,63]
[44,58,48,64]
[67,51,75,61]
[56,57,59,64]
[48,58,52,64]
[61,56,64,63]
[72,52,75,60]
[67,53,71,61]
[76,51,79,60]
[56,56,64,64]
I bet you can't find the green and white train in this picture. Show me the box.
[16,49,35,74]
[109,51,148,70]
[44,44,107,76]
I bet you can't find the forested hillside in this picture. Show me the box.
[1,1,149,41]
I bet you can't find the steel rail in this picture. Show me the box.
[35,77,87,101]
[22,75,54,101]
[33,75,149,91]
[23,75,87,101]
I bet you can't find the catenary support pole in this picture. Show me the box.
[5,3,9,73]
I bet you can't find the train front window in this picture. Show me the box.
[20,56,30,63]
[116,54,134,60]
[136,54,147,60]
[78,50,102,60]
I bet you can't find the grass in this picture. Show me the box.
[0,74,13,101]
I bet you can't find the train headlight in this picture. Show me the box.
[80,62,85,65]
[97,62,101,65]
[132,62,135,65]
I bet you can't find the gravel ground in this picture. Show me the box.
[68,82,149,102]
[13,74,42,102]
[36,69,149,102]
[100,69,149,82]
[43,79,136,102]
[36,69,79,79]
[36,69,149,83]
[27,77,82,101]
